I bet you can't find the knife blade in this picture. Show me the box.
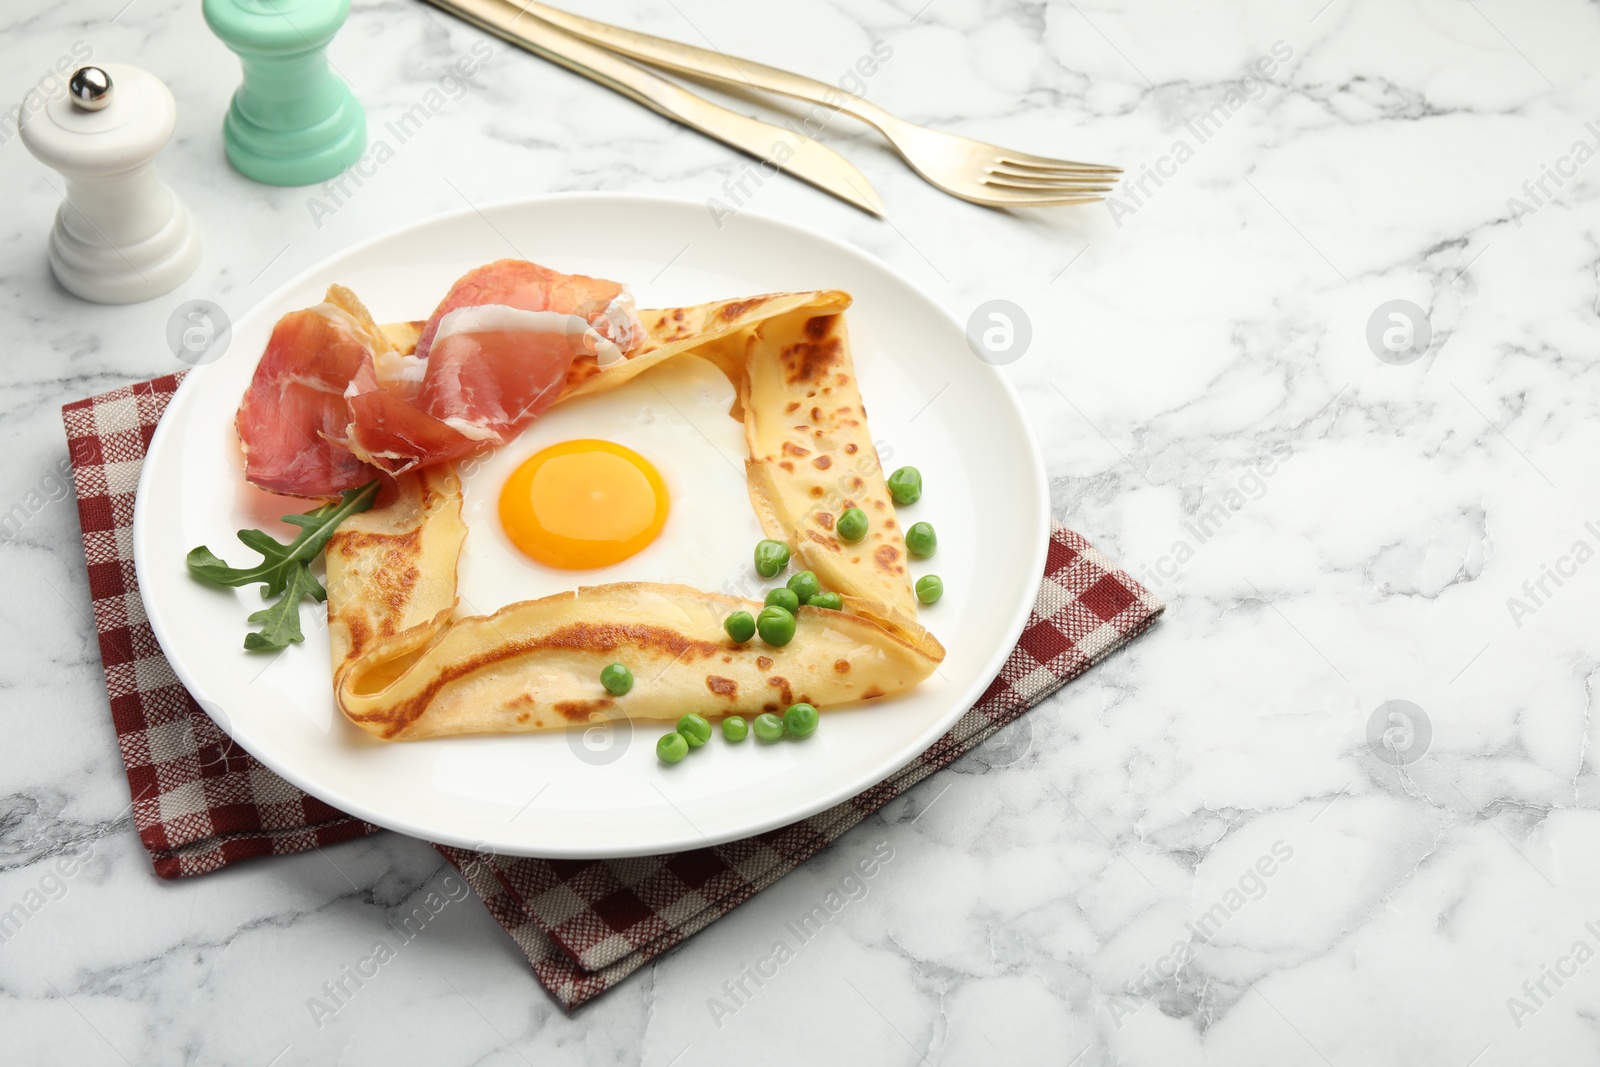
[420,0,886,217]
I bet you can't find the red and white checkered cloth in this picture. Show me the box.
[62,373,1163,1009]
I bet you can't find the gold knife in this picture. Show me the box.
[421,0,886,217]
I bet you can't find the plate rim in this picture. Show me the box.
[133,191,1050,858]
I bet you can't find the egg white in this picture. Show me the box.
[455,354,768,614]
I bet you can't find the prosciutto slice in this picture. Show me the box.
[342,361,478,474]
[234,261,642,498]
[413,259,634,361]
[235,304,380,497]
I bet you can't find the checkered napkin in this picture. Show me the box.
[62,372,1163,1010]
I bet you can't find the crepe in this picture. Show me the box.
[323,288,942,740]
[564,291,849,409]
[561,291,927,645]
[738,305,926,644]
[325,465,466,667]
[337,583,936,740]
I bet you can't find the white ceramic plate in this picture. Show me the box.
[134,195,1047,858]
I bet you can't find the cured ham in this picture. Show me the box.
[235,302,382,498]
[414,259,636,359]
[234,260,644,498]
[342,361,477,474]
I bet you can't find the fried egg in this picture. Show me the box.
[498,439,669,569]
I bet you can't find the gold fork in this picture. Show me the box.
[500,0,1120,208]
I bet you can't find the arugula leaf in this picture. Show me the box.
[243,564,327,651]
[187,480,379,651]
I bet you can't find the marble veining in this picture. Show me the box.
[3,0,1600,1063]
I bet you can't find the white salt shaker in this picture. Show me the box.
[19,63,201,304]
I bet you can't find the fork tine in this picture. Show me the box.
[979,175,1120,191]
[989,162,1120,182]
[983,174,1116,195]
[996,153,1122,175]
[965,191,1110,208]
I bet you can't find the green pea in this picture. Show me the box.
[722,715,749,742]
[905,521,937,558]
[837,506,868,542]
[724,610,756,643]
[656,732,688,764]
[783,702,819,739]
[677,713,712,748]
[753,712,785,743]
[764,587,800,613]
[915,575,943,604]
[887,466,922,506]
[756,605,796,647]
[600,663,633,696]
[754,539,790,579]
[807,591,843,610]
[786,570,821,602]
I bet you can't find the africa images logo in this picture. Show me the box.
[1366,299,1432,366]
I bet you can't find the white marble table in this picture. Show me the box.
[4,0,1598,1062]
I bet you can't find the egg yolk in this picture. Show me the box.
[498,439,668,569]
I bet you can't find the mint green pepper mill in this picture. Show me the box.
[203,0,365,186]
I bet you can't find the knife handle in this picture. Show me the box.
[426,0,834,162]
[504,0,897,133]
[425,0,718,127]
[424,0,885,215]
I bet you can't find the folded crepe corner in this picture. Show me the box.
[326,465,466,669]
[335,583,939,741]
[325,289,943,740]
